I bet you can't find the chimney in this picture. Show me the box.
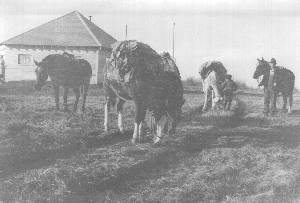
[89,16,92,21]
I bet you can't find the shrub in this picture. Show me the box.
[184,77,201,86]
[235,80,251,90]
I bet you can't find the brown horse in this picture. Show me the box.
[34,53,92,111]
[104,41,185,144]
[253,58,295,113]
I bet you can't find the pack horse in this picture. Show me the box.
[253,58,295,114]
[104,41,185,144]
[199,61,227,111]
[34,53,92,111]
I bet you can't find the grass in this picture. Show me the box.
[0,81,300,202]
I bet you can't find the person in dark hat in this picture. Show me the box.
[0,55,6,83]
[263,58,280,116]
[221,74,237,110]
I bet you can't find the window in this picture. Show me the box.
[18,54,32,65]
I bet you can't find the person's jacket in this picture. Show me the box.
[222,80,237,95]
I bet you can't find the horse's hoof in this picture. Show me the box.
[119,128,125,134]
[132,139,137,144]
[138,137,144,143]
[153,141,162,147]
[154,137,161,144]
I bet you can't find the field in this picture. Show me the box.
[0,81,300,203]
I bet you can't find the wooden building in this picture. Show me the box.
[0,11,117,84]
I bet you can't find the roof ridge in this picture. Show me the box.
[0,11,77,44]
[77,12,117,45]
[75,11,102,46]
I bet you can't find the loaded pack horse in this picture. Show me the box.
[253,58,295,114]
[104,41,185,144]
[34,53,92,112]
[199,61,227,111]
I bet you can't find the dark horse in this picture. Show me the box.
[104,41,185,144]
[34,53,92,111]
[253,58,295,114]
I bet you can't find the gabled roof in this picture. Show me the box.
[0,11,117,48]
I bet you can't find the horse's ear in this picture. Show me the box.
[257,58,260,61]
[262,57,264,61]
[34,60,39,66]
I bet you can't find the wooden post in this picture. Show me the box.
[173,23,175,58]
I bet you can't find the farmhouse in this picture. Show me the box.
[0,11,117,84]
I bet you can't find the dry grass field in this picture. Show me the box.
[0,81,300,203]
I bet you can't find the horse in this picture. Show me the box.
[103,41,185,144]
[253,58,295,114]
[199,61,227,111]
[34,53,92,112]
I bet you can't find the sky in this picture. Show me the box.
[1,0,300,88]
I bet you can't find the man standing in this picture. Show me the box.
[222,74,237,110]
[264,58,279,116]
[0,56,5,83]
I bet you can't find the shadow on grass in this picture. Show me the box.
[171,125,300,154]
[290,110,300,116]
[236,91,264,97]
[66,148,184,196]
[0,130,133,181]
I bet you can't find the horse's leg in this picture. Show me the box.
[138,122,143,139]
[104,100,109,132]
[288,93,293,114]
[211,90,216,109]
[263,87,270,114]
[63,87,69,111]
[54,85,60,110]
[202,90,208,111]
[104,92,116,132]
[137,107,147,142]
[132,99,144,144]
[81,83,90,112]
[117,99,126,134]
[73,87,80,112]
[282,94,287,112]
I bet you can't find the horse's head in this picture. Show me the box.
[34,60,48,90]
[161,73,185,135]
[166,97,185,135]
[253,57,270,79]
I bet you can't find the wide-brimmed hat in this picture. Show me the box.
[269,58,277,64]
[226,74,232,79]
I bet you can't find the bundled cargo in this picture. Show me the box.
[199,61,226,80]
[105,40,164,83]
[161,52,180,76]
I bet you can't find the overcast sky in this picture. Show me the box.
[1,0,300,88]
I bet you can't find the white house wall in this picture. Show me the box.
[97,49,111,84]
[4,45,100,84]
